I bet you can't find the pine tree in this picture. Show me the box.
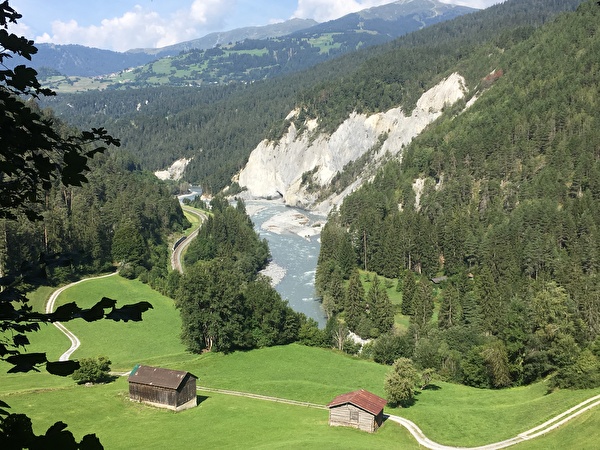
[345,269,366,332]
[367,275,394,336]
[438,282,462,329]
[401,270,417,315]
[411,282,434,330]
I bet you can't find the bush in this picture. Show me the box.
[384,357,420,407]
[550,349,600,390]
[373,333,412,365]
[72,356,112,384]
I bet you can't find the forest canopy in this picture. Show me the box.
[316,0,600,390]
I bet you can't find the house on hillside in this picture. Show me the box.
[128,364,198,412]
[327,389,387,433]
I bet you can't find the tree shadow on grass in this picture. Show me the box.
[421,383,441,391]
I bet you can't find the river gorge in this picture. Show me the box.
[246,200,327,327]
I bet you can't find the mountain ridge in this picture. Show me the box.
[126,18,319,57]
[35,0,475,84]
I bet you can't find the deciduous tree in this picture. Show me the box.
[384,357,419,407]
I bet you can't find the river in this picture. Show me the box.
[246,200,327,327]
[178,189,327,327]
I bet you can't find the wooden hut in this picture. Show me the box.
[327,389,387,433]
[128,364,197,412]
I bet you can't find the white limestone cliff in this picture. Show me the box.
[237,73,468,212]
[155,157,193,181]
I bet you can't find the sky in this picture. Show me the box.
[8,0,505,52]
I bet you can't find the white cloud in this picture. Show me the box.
[34,0,235,52]
[292,0,393,23]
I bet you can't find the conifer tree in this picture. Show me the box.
[401,270,417,315]
[367,275,394,336]
[411,282,434,329]
[345,269,366,332]
[438,283,462,329]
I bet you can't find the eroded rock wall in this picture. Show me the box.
[237,73,468,212]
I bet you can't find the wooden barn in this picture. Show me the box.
[327,389,387,433]
[128,364,198,412]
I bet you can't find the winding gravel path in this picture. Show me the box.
[45,272,117,361]
[386,393,600,449]
[197,386,600,449]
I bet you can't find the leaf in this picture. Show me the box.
[79,297,117,322]
[80,433,104,449]
[50,302,83,322]
[106,301,153,322]
[46,360,80,377]
[5,352,47,373]
[11,64,39,91]
[44,420,69,434]
[12,333,30,347]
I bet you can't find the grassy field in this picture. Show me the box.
[4,378,418,449]
[49,275,187,370]
[2,275,599,448]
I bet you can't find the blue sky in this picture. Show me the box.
[8,0,503,52]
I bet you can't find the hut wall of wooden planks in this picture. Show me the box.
[128,364,197,412]
[327,389,386,433]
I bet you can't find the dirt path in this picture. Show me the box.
[199,386,600,449]
[197,386,327,409]
[387,393,600,449]
[45,272,118,361]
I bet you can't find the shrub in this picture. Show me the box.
[384,357,420,407]
[72,356,112,384]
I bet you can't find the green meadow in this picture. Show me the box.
[2,275,599,448]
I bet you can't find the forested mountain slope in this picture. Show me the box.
[317,0,600,389]
[38,1,473,90]
[0,111,187,284]
[43,0,583,194]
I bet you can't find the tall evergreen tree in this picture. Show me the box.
[367,275,394,336]
[401,270,417,315]
[438,282,462,329]
[345,269,366,332]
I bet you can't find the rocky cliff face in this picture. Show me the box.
[236,72,468,212]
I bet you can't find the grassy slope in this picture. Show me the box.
[3,275,599,448]
[51,275,186,370]
[5,378,417,449]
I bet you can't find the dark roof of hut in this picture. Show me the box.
[327,389,387,415]
[430,276,448,284]
[128,364,197,390]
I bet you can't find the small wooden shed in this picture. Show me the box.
[128,364,197,412]
[327,389,387,433]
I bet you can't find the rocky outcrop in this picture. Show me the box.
[236,73,468,212]
[155,157,193,181]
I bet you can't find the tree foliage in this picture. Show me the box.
[176,199,301,353]
[0,2,164,446]
[384,357,420,407]
[316,1,600,391]
[72,356,112,385]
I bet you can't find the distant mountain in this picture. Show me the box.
[39,0,476,90]
[292,0,475,39]
[128,18,318,58]
[42,0,583,195]
[31,44,155,77]
[27,18,318,78]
